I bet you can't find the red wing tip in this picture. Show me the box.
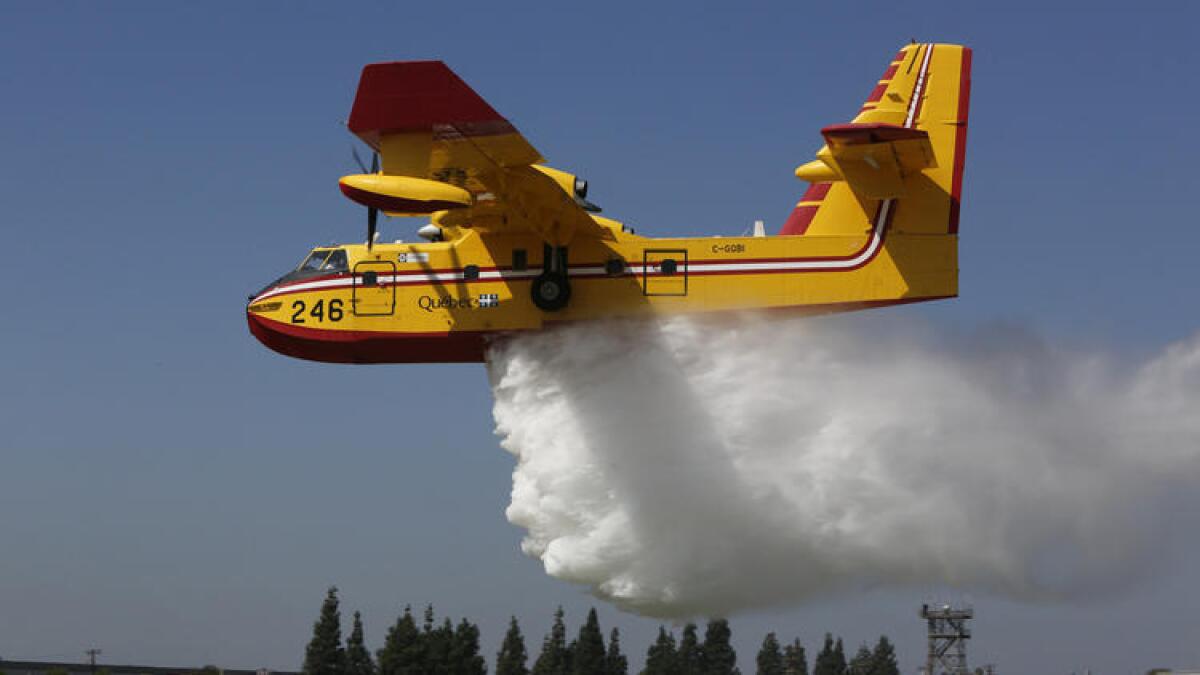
[348,61,505,137]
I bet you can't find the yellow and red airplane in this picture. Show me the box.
[247,42,972,363]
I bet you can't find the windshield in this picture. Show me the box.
[297,248,348,273]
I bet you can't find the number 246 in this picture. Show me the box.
[291,299,343,323]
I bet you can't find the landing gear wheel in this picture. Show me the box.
[531,272,571,312]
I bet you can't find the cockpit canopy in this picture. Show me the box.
[297,248,349,273]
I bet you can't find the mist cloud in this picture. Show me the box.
[487,315,1200,618]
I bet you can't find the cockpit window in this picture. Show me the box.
[298,249,348,273]
[322,249,348,271]
[299,250,330,272]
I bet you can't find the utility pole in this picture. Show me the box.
[86,648,102,675]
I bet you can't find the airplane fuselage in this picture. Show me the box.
[246,219,957,363]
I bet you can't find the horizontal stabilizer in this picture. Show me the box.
[795,123,936,200]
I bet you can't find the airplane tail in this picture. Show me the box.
[780,43,972,238]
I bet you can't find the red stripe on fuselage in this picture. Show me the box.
[247,312,488,363]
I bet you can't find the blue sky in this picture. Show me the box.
[1,2,1198,673]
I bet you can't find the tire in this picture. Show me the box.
[531,272,571,311]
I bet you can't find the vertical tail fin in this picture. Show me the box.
[780,43,972,236]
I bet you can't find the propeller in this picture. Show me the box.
[352,147,381,250]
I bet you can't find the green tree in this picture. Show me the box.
[678,623,701,675]
[699,619,737,675]
[868,637,899,675]
[304,586,346,675]
[812,635,836,675]
[605,628,628,675]
[532,606,570,675]
[426,617,456,674]
[641,626,678,675]
[424,604,437,634]
[497,616,530,675]
[831,639,846,675]
[572,608,607,675]
[756,632,784,675]
[346,611,376,675]
[451,617,487,675]
[847,646,871,675]
[378,606,423,675]
[783,638,807,675]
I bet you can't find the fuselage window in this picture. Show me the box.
[464,264,480,280]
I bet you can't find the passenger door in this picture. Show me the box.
[352,261,396,316]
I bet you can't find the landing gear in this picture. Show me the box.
[531,272,571,311]
[531,245,571,312]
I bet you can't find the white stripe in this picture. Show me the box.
[904,43,935,128]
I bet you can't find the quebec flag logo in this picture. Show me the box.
[478,293,499,308]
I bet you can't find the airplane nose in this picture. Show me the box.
[246,296,357,364]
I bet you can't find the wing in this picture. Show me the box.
[342,61,611,244]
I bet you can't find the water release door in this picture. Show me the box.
[353,261,396,316]
[642,249,688,296]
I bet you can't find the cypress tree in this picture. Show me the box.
[573,608,607,675]
[699,619,737,675]
[532,606,570,675]
[426,617,455,674]
[847,646,871,675]
[378,606,423,675]
[641,627,678,675]
[497,616,530,675]
[868,637,899,675]
[346,611,376,675]
[678,623,701,675]
[831,639,846,675]
[605,628,628,675]
[451,617,487,675]
[303,586,346,675]
[756,632,783,675]
[812,635,835,675]
[782,639,807,675]
[566,639,578,675]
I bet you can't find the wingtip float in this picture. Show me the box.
[248,43,973,364]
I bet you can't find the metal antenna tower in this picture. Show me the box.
[919,603,972,675]
[85,648,103,675]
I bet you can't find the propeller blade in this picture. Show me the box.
[370,151,379,174]
[367,206,378,250]
[352,146,369,174]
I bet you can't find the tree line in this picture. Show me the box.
[302,587,900,675]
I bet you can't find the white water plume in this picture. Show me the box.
[486,315,1200,618]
